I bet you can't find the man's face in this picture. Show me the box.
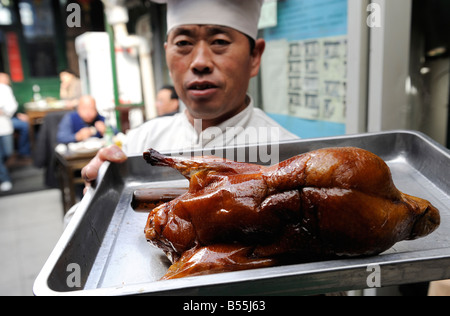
[78,98,98,124]
[60,72,71,83]
[165,25,265,126]
[156,89,178,116]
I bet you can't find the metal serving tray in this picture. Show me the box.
[34,131,450,296]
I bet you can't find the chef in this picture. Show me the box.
[81,0,298,192]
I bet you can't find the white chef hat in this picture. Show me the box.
[151,0,264,40]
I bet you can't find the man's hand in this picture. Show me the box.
[82,145,128,193]
[75,127,95,142]
[95,121,106,136]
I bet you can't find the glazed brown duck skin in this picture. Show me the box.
[143,147,440,279]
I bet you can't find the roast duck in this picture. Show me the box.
[141,147,440,280]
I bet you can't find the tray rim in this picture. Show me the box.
[33,130,450,296]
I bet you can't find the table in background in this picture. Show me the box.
[55,149,98,214]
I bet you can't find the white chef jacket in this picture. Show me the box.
[124,96,299,155]
[0,84,18,137]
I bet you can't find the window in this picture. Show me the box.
[18,0,58,77]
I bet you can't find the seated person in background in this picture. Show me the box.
[12,113,31,159]
[60,69,82,109]
[0,72,17,192]
[57,95,106,144]
[156,85,180,117]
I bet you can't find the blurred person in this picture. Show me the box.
[57,95,106,144]
[12,113,31,159]
[60,69,82,109]
[0,73,18,192]
[156,85,180,116]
